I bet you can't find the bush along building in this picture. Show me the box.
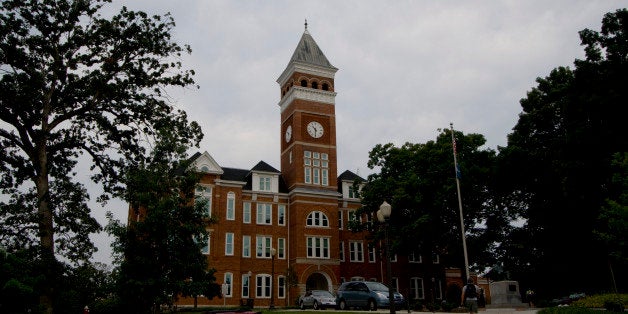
[162,25,467,309]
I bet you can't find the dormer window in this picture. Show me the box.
[259,176,271,191]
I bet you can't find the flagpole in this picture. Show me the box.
[451,122,470,280]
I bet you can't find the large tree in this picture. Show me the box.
[498,8,628,296]
[106,133,219,313]
[0,0,202,312]
[356,129,502,281]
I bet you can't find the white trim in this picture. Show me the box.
[278,87,336,113]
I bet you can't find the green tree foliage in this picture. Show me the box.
[0,0,202,311]
[356,129,500,279]
[498,8,628,296]
[106,133,220,313]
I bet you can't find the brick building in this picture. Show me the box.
[169,25,454,308]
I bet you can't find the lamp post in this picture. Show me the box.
[270,247,277,309]
[248,271,253,300]
[377,201,396,314]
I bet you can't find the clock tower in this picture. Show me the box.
[277,23,341,292]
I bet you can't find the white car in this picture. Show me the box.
[300,290,337,310]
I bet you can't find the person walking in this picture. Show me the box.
[461,278,481,314]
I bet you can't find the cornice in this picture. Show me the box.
[278,87,336,113]
[277,62,337,87]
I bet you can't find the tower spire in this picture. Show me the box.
[304,19,308,31]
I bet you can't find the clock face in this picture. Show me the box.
[307,121,324,138]
[285,125,292,142]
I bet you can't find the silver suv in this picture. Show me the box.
[335,281,405,311]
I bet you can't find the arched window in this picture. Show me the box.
[306,211,329,227]
[322,83,329,91]
[301,79,307,87]
[311,81,318,89]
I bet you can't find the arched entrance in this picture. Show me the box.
[306,272,330,291]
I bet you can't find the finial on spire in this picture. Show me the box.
[304,19,308,31]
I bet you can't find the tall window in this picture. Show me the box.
[278,205,286,226]
[278,276,286,298]
[349,211,361,223]
[256,274,271,298]
[225,232,234,256]
[348,186,358,198]
[242,274,251,298]
[349,241,364,262]
[195,185,212,216]
[306,211,329,227]
[242,235,251,257]
[304,151,329,186]
[409,252,422,263]
[197,233,210,255]
[338,210,343,229]
[307,236,330,258]
[410,277,425,299]
[259,176,271,191]
[256,236,272,258]
[278,238,285,259]
[432,253,440,264]
[226,192,235,220]
[256,203,272,225]
[392,277,399,293]
[434,279,443,299]
[339,242,345,262]
[224,273,233,297]
[368,244,376,263]
[243,202,251,223]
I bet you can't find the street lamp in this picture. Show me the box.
[270,247,277,309]
[247,271,253,300]
[377,201,396,314]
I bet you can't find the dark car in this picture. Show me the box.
[300,290,337,310]
[335,281,405,311]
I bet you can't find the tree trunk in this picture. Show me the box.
[36,144,55,314]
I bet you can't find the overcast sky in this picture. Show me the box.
[89,0,626,265]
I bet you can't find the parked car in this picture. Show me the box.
[335,281,405,311]
[300,290,337,310]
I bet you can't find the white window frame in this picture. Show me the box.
[226,192,235,220]
[368,244,376,263]
[225,232,234,256]
[259,176,271,191]
[304,151,329,186]
[243,202,251,224]
[278,205,286,226]
[306,211,329,227]
[432,253,440,264]
[409,252,422,263]
[307,236,330,259]
[195,185,212,217]
[256,274,271,298]
[349,241,364,262]
[339,242,345,262]
[242,274,251,298]
[224,273,233,297]
[410,277,425,299]
[197,233,210,255]
[278,238,286,259]
[242,235,251,258]
[338,210,343,230]
[256,203,272,225]
[278,275,286,299]
[256,235,272,258]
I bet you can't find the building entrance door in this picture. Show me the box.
[306,272,329,291]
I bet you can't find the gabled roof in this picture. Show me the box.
[289,28,337,70]
[251,160,280,173]
[338,170,365,182]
